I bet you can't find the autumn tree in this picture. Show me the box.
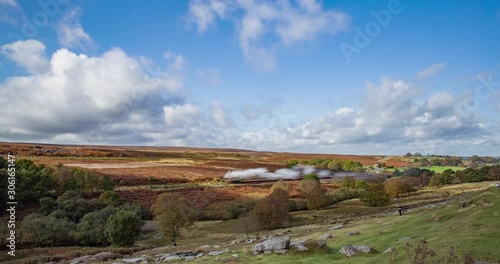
[251,188,290,231]
[384,178,409,198]
[152,193,196,246]
[360,184,390,207]
[237,213,259,238]
[487,166,500,180]
[429,174,444,187]
[305,181,331,210]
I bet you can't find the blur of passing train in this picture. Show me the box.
[223,166,372,183]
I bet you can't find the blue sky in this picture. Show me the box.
[0,0,499,155]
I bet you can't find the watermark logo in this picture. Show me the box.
[6,154,16,257]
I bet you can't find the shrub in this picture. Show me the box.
[100,175,115,191]
[329,187,361,203]
[384,178,409,198]
[21,213,75,247]
[271,180,292,195]
[98,191,122,205]
[303,173,319,181]
[299,180,331,210]
[57,194,103,222]
[252,188,290,230]
[342,176,356,188]
[105,210,143,247]
[76,206,117,246]
[355,179,368,189]
[360,184,390,207]
[38,197,57,216]
[306,183,331,210]
[429,174,444,187]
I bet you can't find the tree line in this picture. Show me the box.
[0,157,146,248]
[286,158,364,172]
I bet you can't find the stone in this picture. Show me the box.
[354,246,374,253]
[195,253,204,258]
[318,240,327,247]
[264,250,272,254]
[296,245,309,251]
[184,256,195,261]
[339,245,359,257]
[347,231,360,236]
[122,258,146,263]
[175,251,195,258]
[383,248,395,253]
[213,245,220,248]
[253,236,290,254]
[208,251,225,256]
[94,252,118,261]
[398,237,412,241]
[290,240,305,247]
[274,249,286,254]
[163,255,181,261]
[320,233,333,240]
[331,225,344,230]
[232,254,239,258]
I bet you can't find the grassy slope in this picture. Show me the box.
[189,184,500,264]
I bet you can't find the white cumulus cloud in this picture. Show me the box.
[57,7,93,49]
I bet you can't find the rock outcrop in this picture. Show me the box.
[253,236,290,254]
[339,245,375,257]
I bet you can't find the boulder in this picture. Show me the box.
[208,249,229,256]
[184,256,195,261]
[195,253,204,258]
[296,245,309,251]
[347,231,360,236]
[122,258,146,263]
[339,245,359,257]
[290,240,305,247]
[383,248,395,253]
[163,255,182,261]
[318,240,327,248]
[354,246,374,253]
[274,249,286,254]
[175,251,195,258]
[339,245,375,257]
[320,233,333,240]
[331,225,344,230]
[232,254,239,258]
[253,236,290,254]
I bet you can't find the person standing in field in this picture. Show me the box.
[398,204,403,216]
